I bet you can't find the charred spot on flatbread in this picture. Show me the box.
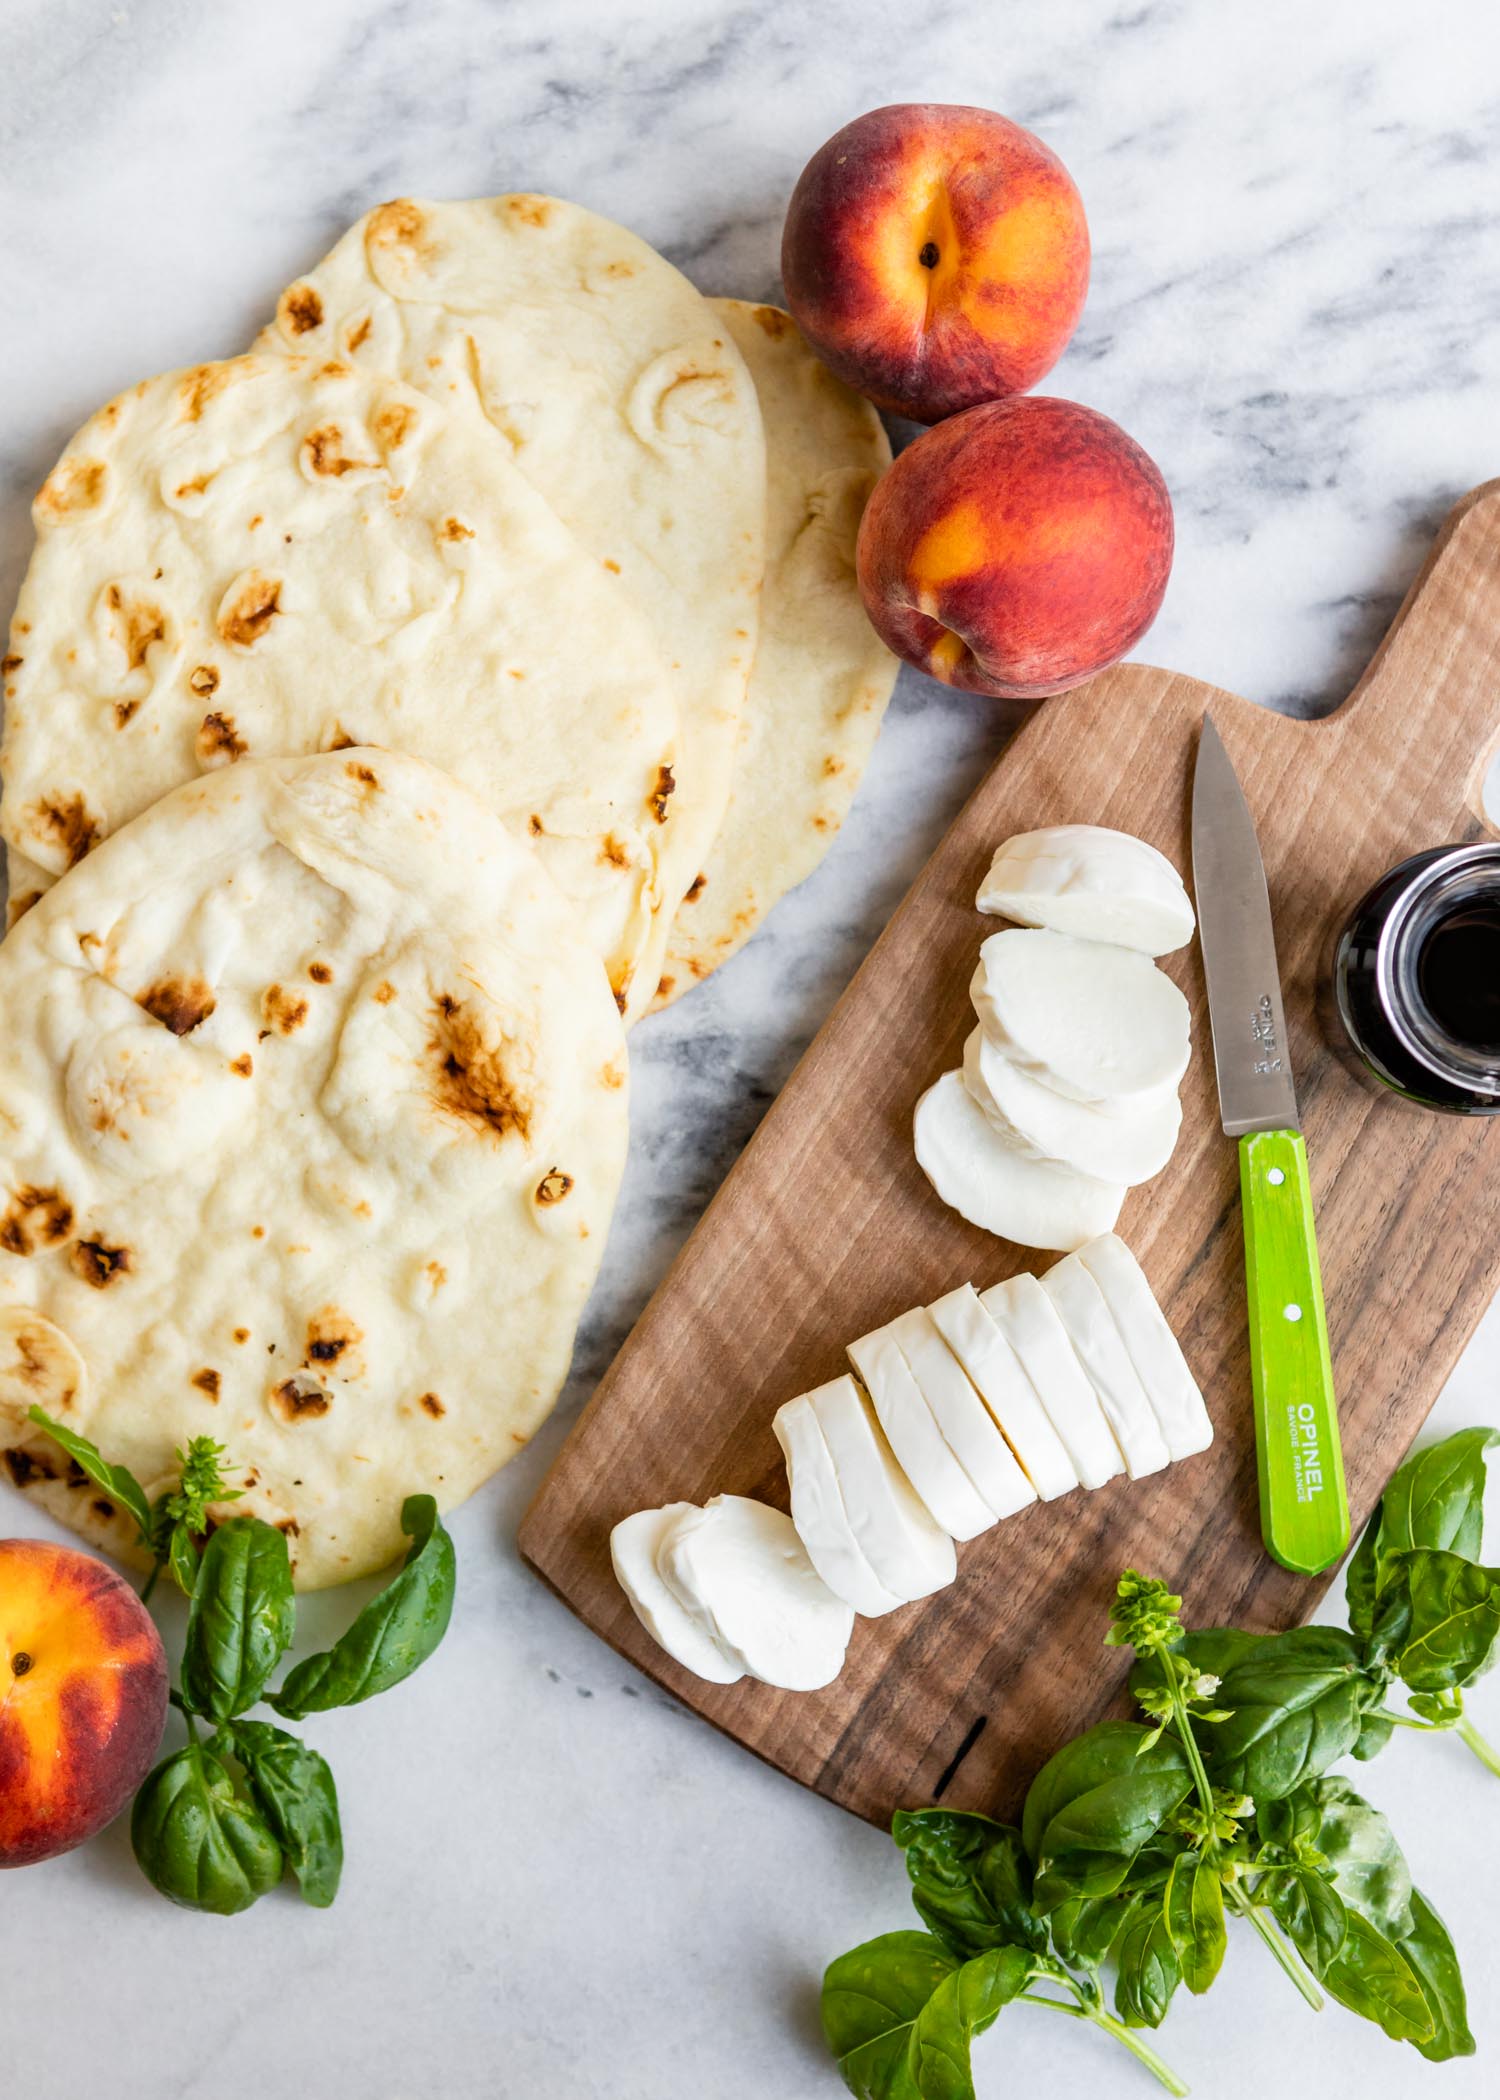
[69,1238,131,1289]
[305,1306,363,1374]
[1,1186,75,1256]
[138,974,216,1036]
[36,457,107,520]
[262,983,309,1036]
[25,792,100,868]
[218,573,282,648]
[429,993,533,1142]
[280,284,325,337]
[271,1371,332,1422]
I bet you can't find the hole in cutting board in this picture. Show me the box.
[932,1714,988,1798]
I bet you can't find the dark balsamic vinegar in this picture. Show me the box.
[1329,843,1500,1115]
[1416,904,1500,1055]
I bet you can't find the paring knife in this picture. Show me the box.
[1191,715,1350,1576]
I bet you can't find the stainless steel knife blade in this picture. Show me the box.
[1191,714,1300,1137]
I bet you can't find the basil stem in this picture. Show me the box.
[1016,1986,1189,2097]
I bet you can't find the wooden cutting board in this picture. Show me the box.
[519,480,1500,1827]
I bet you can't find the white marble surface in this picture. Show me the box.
[5,1,1500,2094]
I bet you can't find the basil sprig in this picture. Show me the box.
[822,1426,1500,2099]
[24,1410,456,1917]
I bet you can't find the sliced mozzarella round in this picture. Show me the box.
[927,1283,1078,1501]
[914,1069,1125,1253]
[809,1375,957,1602]
[848,1318,996,1539]
[962,1026,1182,1188]
[773,1389,906,1617]
[979,1273,1125,1489]
[1078,1233,1215,1459]
[657,1494,854,1691]
[1039,1255,1170,1480]
[970,930,1191,1104]
[887,1306,1036,1519]
[977,826,1196,957]
[610,1505,744,1684]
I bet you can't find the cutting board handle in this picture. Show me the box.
[1328,478,1500,837]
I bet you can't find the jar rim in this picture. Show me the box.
[1377,841,1500,1095]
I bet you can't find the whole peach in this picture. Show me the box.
[855,396,1173,700]
[781,103,1089,423]
[0,1538,167,1867]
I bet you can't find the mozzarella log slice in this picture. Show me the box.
[849,1318,997,1538]
[927,1284,1078,1501]
[657,1494,854,1691]
[1039,1255,1170,1480]
[610,1505,744,1684]
[808,1375,957,1602]
[962,1027,1182,1188]
[977,826,1196,957]
[979,1274,1125,1489]
[971,930,1191,1104]
[888,1306,1037,1520]
[1078,1233,1215,1459]
[774,1389,906,1616]
[914,1070,1125,1253]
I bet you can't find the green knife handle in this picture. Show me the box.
[1238,1129,1350,1576]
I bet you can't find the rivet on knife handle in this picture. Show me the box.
[1238,1128,1349,1575]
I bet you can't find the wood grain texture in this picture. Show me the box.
[519,480,1500,1827]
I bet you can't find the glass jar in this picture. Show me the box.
[1329,842,1500,1114]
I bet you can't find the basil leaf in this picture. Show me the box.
[180,1519,295,1721]
[1128,1625,1267,1708]
[892,1810,1046,1960]
[822,1931,956,2098]
[130,1742,283,1914]
[1321,1910,1435,2045]
[1050,1890,1136,1966]
[1163,1851,1226,1995]
[1349,1429,1499,1649]
[1114,1900,1181,2028]
[1310,1775,1413,1937]
[1351,1707,1395,1761]
[269,1496,455,1718]
[905,1946,1030,2100]
[168,1522,201,1599]
[1194,1626,1378,1798]
[1389,1549,1500,1691]
[25,1404,153,1544]
[1022,1722,1193,1908]
[1379,1428,1498,1566]
[1268,1863,1348,1974]
[1398,1889,1475,2062]
[229,1719,342,1908]
[1345,1513,1382,1643]
[1254,1781,1323,1853]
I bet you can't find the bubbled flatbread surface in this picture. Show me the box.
[0,749,629,1587]
[0,351,682,1019]
[258,195,766,946]
[654,303,896,1008]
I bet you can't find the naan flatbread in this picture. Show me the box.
[654,304,896,1006]
[1,351,681,1017]
[0,749,628,1586]
[258,195,766,953]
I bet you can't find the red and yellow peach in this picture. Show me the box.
[781,103,1090,423]
[856,395,1174,700]
[0,1538,167,1867]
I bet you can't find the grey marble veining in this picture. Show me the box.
[4,3,1500,2095]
